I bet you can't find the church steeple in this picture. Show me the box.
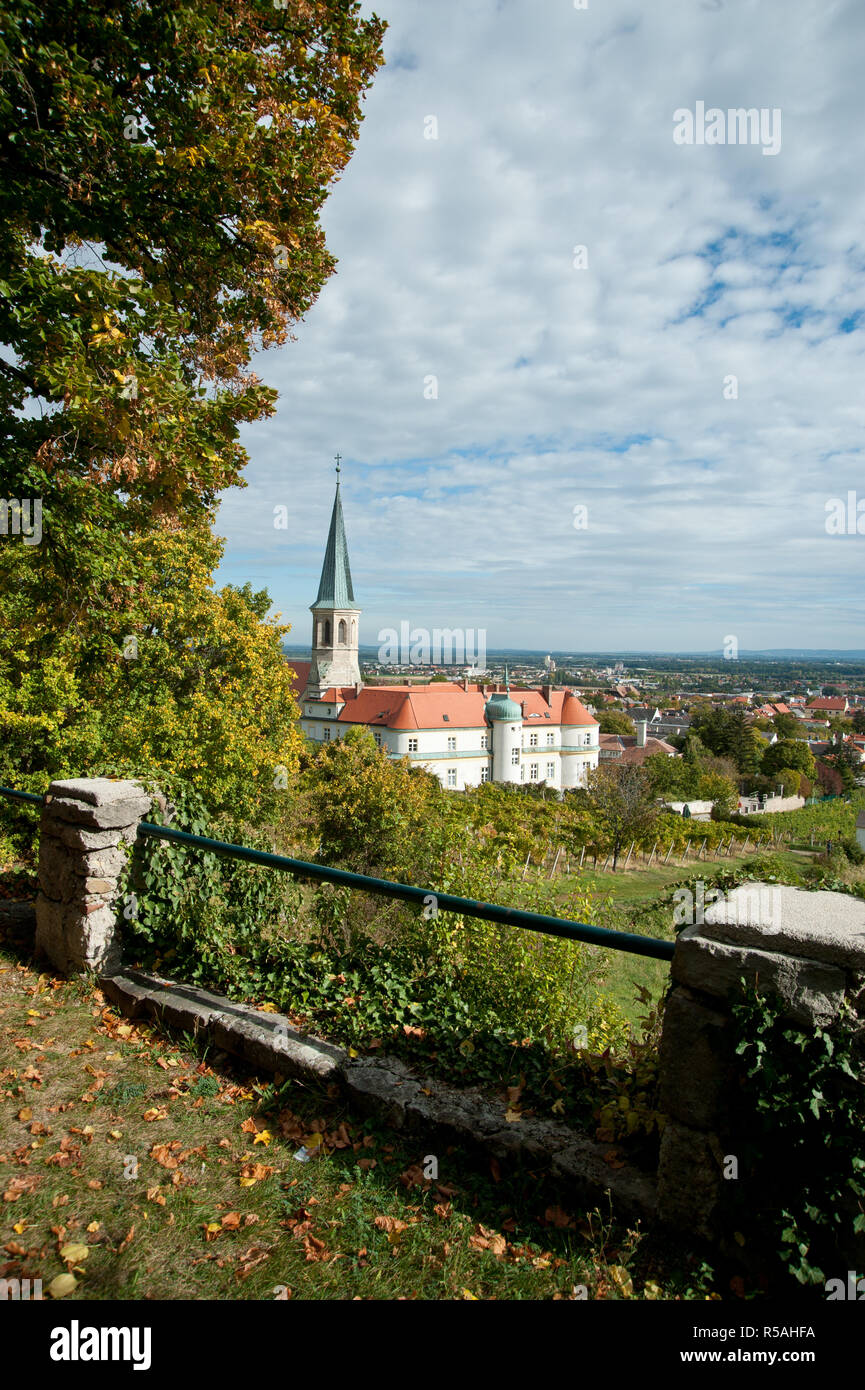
[306,458,362,698]
[312,463,355,610]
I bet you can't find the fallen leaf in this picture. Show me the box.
[48,1273,77,1299]
[544,1205,575,1229]
[60,1242,89,1264]
[374,1215,407,1234]
[469,1224,506,1258]
[608,1265,634,1298]
[17,1107,32,1122]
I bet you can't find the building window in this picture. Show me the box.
[546,761,555,779]
[408,738,418,753]
[529,733,538,747]
[447,736,456,751]
[546,732,554,746]
[520,765,525,781]
[585,732,591,745]
[511,748,519,766]
[338,619,346,644]
[530,763,538,780]
[374,732,381,747]
[447,767,457,788]
[324,619,331,644]
[323,728,330,741]
[480,733,488,749]
[480,767,489,783]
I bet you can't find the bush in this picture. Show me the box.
[840,836,865,865]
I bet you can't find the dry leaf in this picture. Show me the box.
[48,1272,77,1299]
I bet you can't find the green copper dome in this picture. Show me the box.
[485,692,522,722]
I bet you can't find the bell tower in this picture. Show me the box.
[307,456,361,697]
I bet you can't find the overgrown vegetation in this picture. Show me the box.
[727,988,865,1286]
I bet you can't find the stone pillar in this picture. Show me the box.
[657,881,865,1250]
[35,778,153,975]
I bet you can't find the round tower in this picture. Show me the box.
[485,689,523,784]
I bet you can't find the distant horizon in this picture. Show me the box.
[282,643,865,664]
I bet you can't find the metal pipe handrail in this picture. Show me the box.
[0,785,675,961]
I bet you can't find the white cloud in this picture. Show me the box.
[215,0,865,651]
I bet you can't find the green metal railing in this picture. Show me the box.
[0,785,675,962]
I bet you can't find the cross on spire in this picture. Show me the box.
[334,452,342,479]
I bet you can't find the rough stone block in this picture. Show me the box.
[342,1057,419,1127]
[673,926,846,1025]
[211,1011,343,1083]
[659,986,732,1130]
[704,883,865,970]
[657,1120,724,1241]
[98,974,152,1019]
[46,823,129,852]
[46,795,150,830]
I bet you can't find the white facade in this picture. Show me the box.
[301,705,599,792]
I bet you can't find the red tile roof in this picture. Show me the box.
[285,660,311,698]
[309,684,597,732]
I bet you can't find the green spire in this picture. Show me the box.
[312,464,356,610]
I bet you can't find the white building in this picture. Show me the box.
[296,479,600,791]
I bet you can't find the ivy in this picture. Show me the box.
[728,986,865,1285]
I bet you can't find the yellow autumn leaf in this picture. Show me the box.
[60,1242,90,1264]
[608,1265,634,1298]
[48,1273,78,1299]
[504,1107,522,1123]
[253,1129,272,1146]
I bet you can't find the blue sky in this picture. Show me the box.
[214,0,865,653]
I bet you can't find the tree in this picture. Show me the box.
[304,727,443,878]
[0,522,304,823]
[772,713,802,740]
[582,763,660,870]
[696,771,739,817]
[597,709,636,735]
[0,1,385,813]
[772,768,801,797]
[762,740,816,782]
[820,742,860,794]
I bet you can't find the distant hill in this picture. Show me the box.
[281,643,865,662]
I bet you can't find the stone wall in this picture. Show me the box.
[657,881,865,1262]
[35,778,152,975]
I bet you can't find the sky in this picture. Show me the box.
[214,0,865,655]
